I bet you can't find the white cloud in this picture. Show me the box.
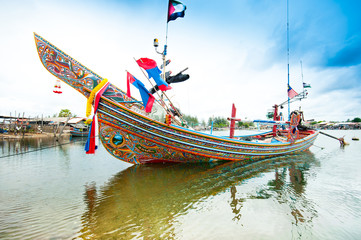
[1,0,360,122]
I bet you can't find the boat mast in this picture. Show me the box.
[163,21,169,81]
[287,0,290,120]
[300,60,305,93]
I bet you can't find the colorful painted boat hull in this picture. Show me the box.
[34,33,319,164]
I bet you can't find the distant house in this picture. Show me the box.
[67,117,87,125]
[333,122,360,129]
[38,117,87,133]
[40,117,86,125]
[67,117,88,130]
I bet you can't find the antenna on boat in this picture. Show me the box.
[153,38,168,82]
[300,60,304,88]
[153,7,171,84]
[300,60,308,99]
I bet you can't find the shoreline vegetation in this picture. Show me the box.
[1,111,360,142]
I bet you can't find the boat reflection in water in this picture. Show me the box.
[78,151,318,239]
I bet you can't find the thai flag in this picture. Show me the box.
[168,0,186,22]
[288,85,298,99]
[127,72,155,113]
[136,58,171,91]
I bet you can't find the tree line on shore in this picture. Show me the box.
[54,109,361,128]
[182,115,255,129]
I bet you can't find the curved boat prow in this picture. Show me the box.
[34,33,140,109]
[34,33,103,98]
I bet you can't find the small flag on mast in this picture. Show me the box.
[127,72,155,113]
[303,82,311,88]
[168,0,186,22]
[136,58,172,91]
[288,85,298,99]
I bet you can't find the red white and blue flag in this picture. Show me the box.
[136,58,172,91]
[168,0,186,22]
[288,85,298,99]
[127,72,155,113]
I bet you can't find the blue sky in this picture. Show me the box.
[0,0,360,122]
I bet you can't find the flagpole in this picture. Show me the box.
[165,21,169,47]
[287,0,290,120]
[300,60,304,93]
[163,1,170,83]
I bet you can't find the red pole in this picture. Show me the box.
[228,103,241,138]
[272,104,279,137]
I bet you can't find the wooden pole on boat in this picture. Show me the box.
[126,69,170,116]
[227,103,241,138]
[319,131,348,146]
[129,63,168,109]
[131,60,186,126]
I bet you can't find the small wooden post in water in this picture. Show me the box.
[21,112,25,139]
[57,115,71,141]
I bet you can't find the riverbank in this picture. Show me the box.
[0,132,71,140]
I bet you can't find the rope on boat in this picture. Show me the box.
[312,144,324,150]
[0,140,87,159]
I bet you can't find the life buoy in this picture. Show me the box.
[290,112,301,126]
[288,112,300,142]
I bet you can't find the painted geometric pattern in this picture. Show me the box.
[34,33,102,97]
[34,33,145,112]
[99,121,211,164]
[97,98,318,164]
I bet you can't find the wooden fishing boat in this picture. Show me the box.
[70,129,89,137]
[69,122,89,137]
[34,33,319,164]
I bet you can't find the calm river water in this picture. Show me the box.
[1,130,361,239]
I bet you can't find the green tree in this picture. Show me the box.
[208,116,228,128]
[351,117,361,123]
[183,114,199,127]
[238,121,254,129]
[58,109,72,117]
